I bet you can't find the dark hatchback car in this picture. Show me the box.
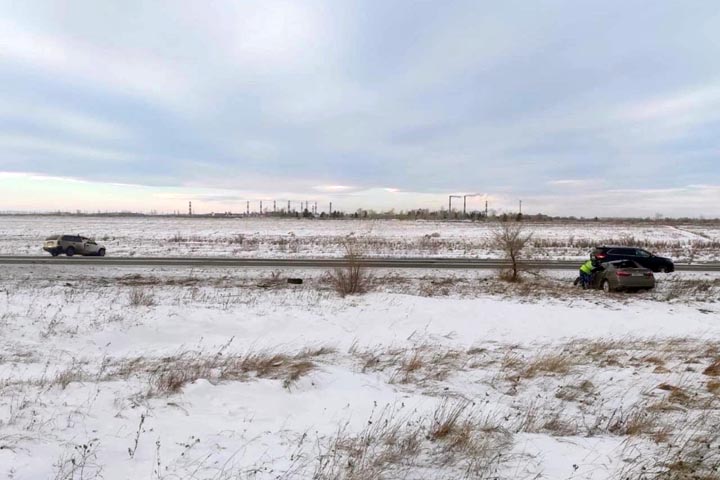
[591,246,674,273]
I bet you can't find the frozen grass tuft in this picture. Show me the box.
[128,287,155,307]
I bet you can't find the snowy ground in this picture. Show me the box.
[1,215,719,261]
[1,265,719,479]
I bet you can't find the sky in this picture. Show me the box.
[1,0,719,217]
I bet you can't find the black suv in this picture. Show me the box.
[591,246,674,273]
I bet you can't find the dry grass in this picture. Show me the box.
[708,380,720,395]
[353,345,462,386]
[128,287,155,307]
[520,352,577,378]
[143,348,331,396]
[621,417,720,479]
[607,407,663,437]
[703,358,720,376]
[555,379,596,403]
[313,400,512,480]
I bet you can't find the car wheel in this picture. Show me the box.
[98,248,106,257]
[601,280,611,293]
[660,267,668,273]
[66,247,75,257]
[51,251,60,257]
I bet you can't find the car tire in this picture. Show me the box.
[66,247,75,257]
[50,250,59,257]
[601,279,612,293]
[98,248,106,257]
[660,266,668,273]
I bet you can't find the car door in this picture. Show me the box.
[84,240,99,255]
[73,236,86,254]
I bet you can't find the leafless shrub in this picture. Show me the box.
[327,241,371,296]
[128,287,155,307]
[490,222,533,282]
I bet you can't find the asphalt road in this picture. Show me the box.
[0,256,718,271]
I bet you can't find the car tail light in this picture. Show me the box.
[617,271,631,277]
[595,253,606,259]
[644,272,654,277]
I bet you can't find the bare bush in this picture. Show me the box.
[490,222,533,282]
[327,241,371,297]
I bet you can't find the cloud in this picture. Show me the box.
[0,133,134,162]
[0,1,719,215]
[0,98,133,140]
[0,20,190,106]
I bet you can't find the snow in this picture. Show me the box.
[1,215,719,261]
[1,264,719,479]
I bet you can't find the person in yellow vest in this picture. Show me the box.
[578,258,602,289]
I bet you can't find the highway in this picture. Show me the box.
[0,256,718,271]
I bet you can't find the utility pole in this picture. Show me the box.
[273,200,276,213]
[519,200,522,215]
[329,202,333,215]
[246,201,249,215]
[260,200,263,215]
[314,201,317,215]
[188,201,192,216]
[288,200,291,213]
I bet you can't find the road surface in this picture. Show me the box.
[0,256,717,271]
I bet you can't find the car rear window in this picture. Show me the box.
[612,260,638,269]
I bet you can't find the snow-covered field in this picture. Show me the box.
[1,215,719,261]
[1,265,719,479]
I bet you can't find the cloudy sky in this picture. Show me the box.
[1,0,719,216]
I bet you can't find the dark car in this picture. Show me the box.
[591,246,674,273]
[590,260,655,292]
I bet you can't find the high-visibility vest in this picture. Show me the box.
[580,260,593,274]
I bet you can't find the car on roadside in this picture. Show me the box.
[591,246,674,273]
[590,259,655,292]
[43,235,106,257]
